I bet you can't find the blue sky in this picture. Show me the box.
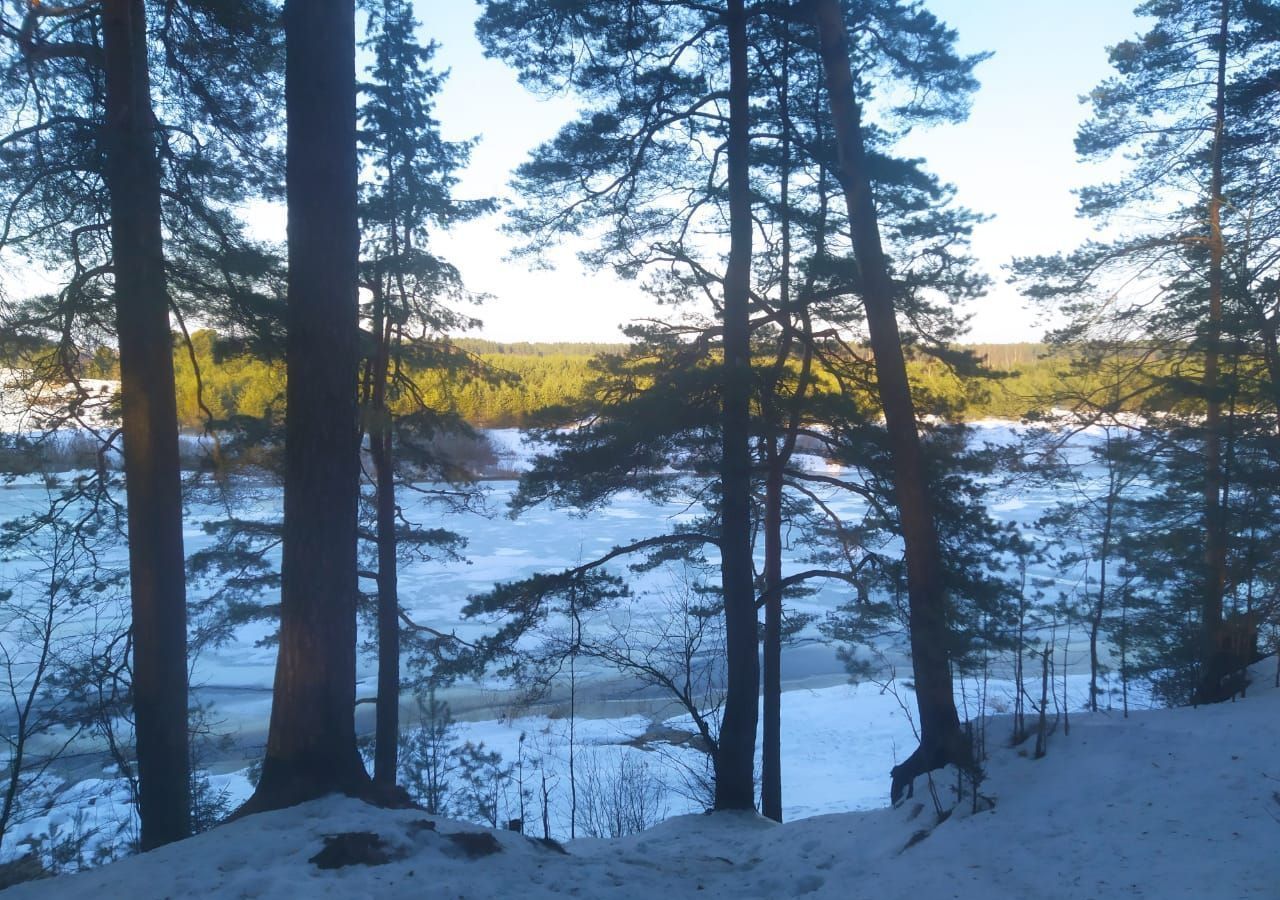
[424,2,1146,344]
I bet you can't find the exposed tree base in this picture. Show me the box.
[231,752,412,821]
[1194,617,1262,706]
[890,730,977,806]
[1193,659,1262,706]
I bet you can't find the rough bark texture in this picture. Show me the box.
[714,0,760,812]
[100,0,191,850]
[810,0,969,804]
[240,0,372,813]
[1196,0,1230,706]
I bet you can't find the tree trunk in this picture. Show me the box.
[761,459,784,821]
[1091,465,1115,712]
[1196,0,1230,705]
[714,0,759,813]
[239,0,371,812]
[100,0,191,850]
[371,291,400,789]
[810,0,968,804]
[759,29,801,823]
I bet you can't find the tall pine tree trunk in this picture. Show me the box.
[100,0,191,850]
[370,288,400,789]
[1196,0,1230,704]
[760,33,797,823]
[810,0,968,803]
[240,0,371,812]
[715,0,759,813]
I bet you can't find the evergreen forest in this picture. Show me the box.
[0,0,1276,891]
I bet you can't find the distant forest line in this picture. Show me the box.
[34,332,1168,430]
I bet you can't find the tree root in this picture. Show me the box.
[890,730,978,806]
[230,751,415,822]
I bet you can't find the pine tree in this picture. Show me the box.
[807,0,984,803]
[716,0,759,814]
[356,0,492,790]
[474,0,988,811]
[477,0,771,811]
[0,0,282,844]
[1015,0,1280,703]
[99,0,191,847]
[239,0,374,812]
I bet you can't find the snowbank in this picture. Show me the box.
[7,660,1277,899]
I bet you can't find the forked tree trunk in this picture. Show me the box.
[810,0,969,803]
[100,0,191,850]
[714,0,760,812]
[239,0,372,813]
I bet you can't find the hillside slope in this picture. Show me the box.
[7,661,1278,900]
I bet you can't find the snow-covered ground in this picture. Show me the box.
[0,669,1145,869]
[7,660,1276,899]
